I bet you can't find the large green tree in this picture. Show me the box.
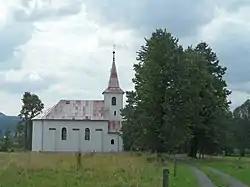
[122,29,231,158]
[186,42,231,158]
[122,29,190,153]
[19,92,44,151]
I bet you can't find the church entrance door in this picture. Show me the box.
[49,128,57,151]
[72,128,80,152]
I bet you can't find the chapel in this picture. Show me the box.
[32,49,124,152]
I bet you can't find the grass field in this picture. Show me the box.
[0,152,199,187]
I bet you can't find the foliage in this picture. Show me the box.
[122,29,190,153]
[187,42,231,157]
[14,121,26,150]
[0,128,13,152]
[19,92,44,151]
[232,99,250,156]
[121,28,231,157]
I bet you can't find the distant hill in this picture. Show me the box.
[0,112,21,136]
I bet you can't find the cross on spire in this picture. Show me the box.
[113,44,115,64]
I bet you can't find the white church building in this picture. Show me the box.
[32,50,124,153]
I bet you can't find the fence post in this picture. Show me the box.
[163,168,169,187]
[76,152,82,169]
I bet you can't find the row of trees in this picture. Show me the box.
[231,100,250,156]
[121,29,250,157]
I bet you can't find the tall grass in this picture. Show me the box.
[0,152,199,187]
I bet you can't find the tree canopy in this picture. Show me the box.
[121,28,242,157]
[19,92,44,151]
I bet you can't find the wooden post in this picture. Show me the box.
[237,156,242,169]
[173,155,177,177]
[163,168,169,187]
[76,152,81,169]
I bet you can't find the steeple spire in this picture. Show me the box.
[102,46,124,94]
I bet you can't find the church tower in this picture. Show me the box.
[102,48,124,132]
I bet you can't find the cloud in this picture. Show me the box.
[197,5,250,107]
[0,7,137,115]
[0,0,86,114]
[0,70,57,93]
[84,0,217,38]
[222,0,250,12]
[0,3,34,69]
[0,21,33,61]
[228,90,250,109]
[0,0,84,70]
[18,0,83,22]
[0,0,250,115]
[83,0,250,109]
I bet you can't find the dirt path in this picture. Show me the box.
[208,167,248,187]
[191,167,216,187]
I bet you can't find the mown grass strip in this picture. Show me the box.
[198,166,230,187]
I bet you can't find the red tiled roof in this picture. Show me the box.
[33,100,105,120]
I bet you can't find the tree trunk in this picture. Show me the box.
[237,157,242,169]
[173,154,177,177]
[24,121,28,151]
[188,137,198,158]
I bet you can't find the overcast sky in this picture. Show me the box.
[0,0,250,115]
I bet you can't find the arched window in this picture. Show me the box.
[111,139,114,145]
[61,127,67,140]
[114,111,116,116]
[111,97,116,106]
[85,128,90,140]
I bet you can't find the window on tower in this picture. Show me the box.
[111,97,116,105]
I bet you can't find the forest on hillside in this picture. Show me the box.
[121,29,250,158]
[0,113,20,135]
